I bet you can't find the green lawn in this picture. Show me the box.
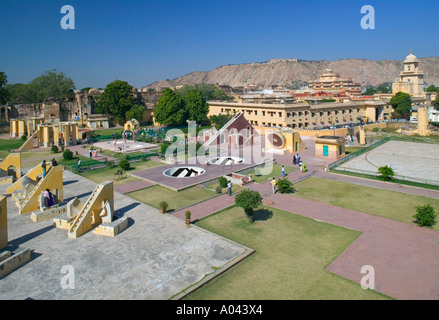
[79,159,164,184]
[186,205,389,300]
[247,164,297,183]
[127,185,216,211]
[80,166,140,186]
[0,138,26,159]
[292,177,439,230]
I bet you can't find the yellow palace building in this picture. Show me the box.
[207,99,393,130]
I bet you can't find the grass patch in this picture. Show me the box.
[247,164,297,183]
[186,205,389,300]
[80,166,140,186]
[292,177,439,230]
[127,185,216,211]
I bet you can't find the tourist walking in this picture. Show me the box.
[293,154,297,165]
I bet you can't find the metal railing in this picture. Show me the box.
[328,138,391,170]
[333,167,439,187]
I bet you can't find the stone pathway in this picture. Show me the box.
[171,193,237,222]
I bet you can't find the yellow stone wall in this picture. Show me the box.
[0,196,7,250]
[0,153,21,179]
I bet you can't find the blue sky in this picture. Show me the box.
[0,0,438,89]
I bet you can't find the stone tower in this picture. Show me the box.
[392,51,426,98]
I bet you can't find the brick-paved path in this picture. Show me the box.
[171,193,237,222]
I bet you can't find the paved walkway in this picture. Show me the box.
[172,193,237,222]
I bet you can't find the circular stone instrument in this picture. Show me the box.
[163,167,206,178]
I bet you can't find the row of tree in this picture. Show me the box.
[1,70,76,104]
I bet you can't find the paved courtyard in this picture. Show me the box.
[338,140,439,183]
[0,171,252,300]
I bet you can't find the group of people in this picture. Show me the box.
[89,147,98,159]
[293,154,306,173]
[41,159,58,177]
[40,189,55,209]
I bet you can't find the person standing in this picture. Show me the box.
[227,180,233,196]
[282,165,285,177]
[76,159,81,171]
[293,154,297,165]
[41,160,47,177]
[89,148,93,159]
[271,178,277,194]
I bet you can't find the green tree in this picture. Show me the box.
[235,190,263,222]
[29,69,76,102]
[390,92,412,119]
[363,87,377,96]
[96,80,139,123]
[154,88,187,126]
[434,95,439,110]
[177,84,233,101]
[126,104,145,123]
[0,72,8,104]
[377,165,396,181]
[209,114,232,127]
[426,85,439,93]
[4,83,36,103]
[413,204,437,227]
[183,88,209,124]
[277,178,295,194]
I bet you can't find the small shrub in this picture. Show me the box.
[373,127,380,132]
[185,210,191,220]
[159,201,169,213]
[21,135,27,141]
[277,178,295,194]
[377,165,396,181]
[63,149,74,160]
[119,159,130,171]
[51,145,59,153]
[105,160,115,168]
[235,190,262,222]
[413,204,437,227]
[215,186,222,194]
[219,176,228,188]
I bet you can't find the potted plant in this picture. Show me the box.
[185,210,191,225]
[159,201,169,214]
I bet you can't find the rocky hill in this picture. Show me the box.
[143,57,439,90]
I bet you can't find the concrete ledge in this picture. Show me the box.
[0,248,31,279]
[92,216,129,237]
[31,204,66,223]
